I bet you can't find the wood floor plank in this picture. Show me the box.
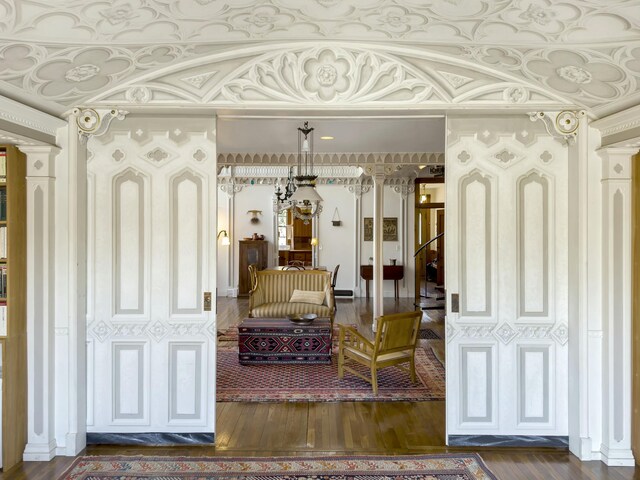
[2,297,638,479]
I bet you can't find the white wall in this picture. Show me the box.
[361,186,408,297]
[216,181,415,297]
[315,184,355,291]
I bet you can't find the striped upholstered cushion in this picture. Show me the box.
[289,289,325,305]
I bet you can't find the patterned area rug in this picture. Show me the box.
[60,454,497,480]
[419,327,442,340]
[217,342,445,402]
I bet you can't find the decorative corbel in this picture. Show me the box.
[72,107,128,144]
[393,183,416,199]
[348,183,371,197]
[219,180,243,196]
[529,110,586,145]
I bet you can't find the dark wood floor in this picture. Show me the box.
[2,296,638,479]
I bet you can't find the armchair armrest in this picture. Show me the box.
[248,285,264,312]
[338,324,374,354]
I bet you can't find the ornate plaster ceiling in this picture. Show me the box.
[0,0,639,118]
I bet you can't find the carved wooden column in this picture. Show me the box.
[20,146,58,461]
[599,147,637,466]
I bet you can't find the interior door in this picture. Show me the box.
[87,117,217,438]
[445,115,569,443]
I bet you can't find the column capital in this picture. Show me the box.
[393,183,415,199]
[18,145,60,178]
[348,183,371,197]
[364,163,393,181]
[68,107,128,144]
[597,147,637,181]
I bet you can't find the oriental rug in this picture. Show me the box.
[217,343,445,402]
[419,327,442,340]
[60,454,497,480]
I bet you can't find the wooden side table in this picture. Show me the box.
[360,265,404,299]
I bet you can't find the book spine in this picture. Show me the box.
[0,265,6,298]
[0,225,6,259]
[0,303,6,336]
[0,151,6,181]
[0,188,5,222]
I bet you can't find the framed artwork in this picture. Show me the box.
[364,217,398,241]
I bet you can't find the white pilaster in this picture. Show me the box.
[59,107,126,456]
[350,183,367,293]
[396,183,414,293]
[372,172,385,330]
[64,114,88,456]
[227,188,236,296]
[598,147,637,467]
[221,173,240,297]
[20,146,58,461]
[568,120,594,460]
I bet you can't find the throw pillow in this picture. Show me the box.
[289,289,325,305]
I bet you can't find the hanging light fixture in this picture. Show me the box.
[288,121,323,224]
[275,165,296,205]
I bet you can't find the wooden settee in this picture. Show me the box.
[248,269,335,323]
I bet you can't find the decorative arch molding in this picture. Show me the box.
[86,42,574,110]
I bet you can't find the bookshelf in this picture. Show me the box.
[0,146,27,473]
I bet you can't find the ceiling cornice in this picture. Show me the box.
[0,94,66,139]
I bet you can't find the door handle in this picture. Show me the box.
[204,292,212,312]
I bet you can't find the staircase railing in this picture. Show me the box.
[414,232,444,310]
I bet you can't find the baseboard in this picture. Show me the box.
[23,440,57,461]
[87,432,215,446]
[601,445,636,466]
[65,432,87,456]
[448,435,569,448]
[334,289,354,297]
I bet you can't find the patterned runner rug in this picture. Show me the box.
[60,454,497,480]
[217,340,445,402]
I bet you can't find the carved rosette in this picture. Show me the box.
[529,110,586,144]
[72,107,128,144]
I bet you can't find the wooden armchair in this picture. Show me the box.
[338,311,422,394]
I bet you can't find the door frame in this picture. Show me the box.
[632,152,639,465]
[414,177,445,307]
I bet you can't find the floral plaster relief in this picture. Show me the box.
[528,50,625,99]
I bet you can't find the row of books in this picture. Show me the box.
[0,187,5,222]
[0,265,6,299]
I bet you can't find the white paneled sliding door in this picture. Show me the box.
[87,117,217,439]
[446,115,569,444]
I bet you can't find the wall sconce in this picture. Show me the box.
[247,210,262,224]
[217,229,230,246]
[310,237,319,247]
